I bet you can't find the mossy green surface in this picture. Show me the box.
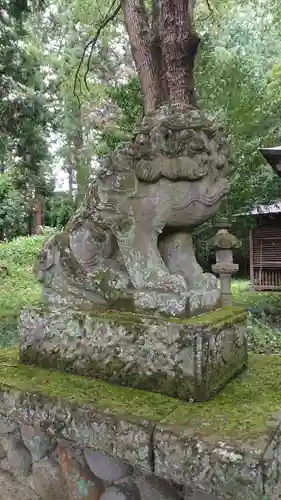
[0,347,280,441]
[38,305,247,329]
[20,345,196,401]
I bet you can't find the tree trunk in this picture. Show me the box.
[66,100,90,204]
[73,107,89,203]
[157,0,199,106]
[122,0,200,111]
[33,199,43,235]
[68,166,74,200]
[122,0,162,113]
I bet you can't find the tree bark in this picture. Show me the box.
[156,0,199,106]
[33,199,43,235]
[122,0,162,113]
[72,102,86,202]
[151,0,169,104]
[122,0,199,110]
[66,100,90,204]
[68,166,74,200]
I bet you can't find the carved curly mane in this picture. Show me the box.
[99,104,230,184]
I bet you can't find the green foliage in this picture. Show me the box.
[0,235,43,345]
[34,0,127,199]
[196,1,281,215]
[232,280,281,354]
[232,280,281,308]
[0,173,27,240]
[0,237,43,338]
[247,313,281,355]
[107,77,144,125]
[44,194,76,228]
[0,0,53,235]
[96,77,144,156]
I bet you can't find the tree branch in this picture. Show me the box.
[205,0,215,17]
[73,0,122,103]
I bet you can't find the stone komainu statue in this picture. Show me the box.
[37,104,230,316]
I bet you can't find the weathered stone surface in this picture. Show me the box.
[20,306,247,402]
[7,438,32,477]
[21,424,51,460]
[134,471,182,500]
[32,457,65,498]
[58,445,104,499]
[0,391,72,436]
[32,104,230,317]
[0,416,17,435]
[154,426,264,499]
[100,482,141,500]
[0,441,7,460]
[0,471,40,500]
[262,415,281,500]
[188,493,219,500]
[60,408,152,471]
[84,449,132,484]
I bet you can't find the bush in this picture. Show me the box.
[0,235,44,346]
[232,279,281,354]
[44,195,76,229]
[246,312,281,354]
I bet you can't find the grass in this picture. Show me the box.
[232,279,281,310]
[0,236,44,346]
[0,347,281,442]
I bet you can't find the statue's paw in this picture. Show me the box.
[150,273,187,295]
[188,272,218,291]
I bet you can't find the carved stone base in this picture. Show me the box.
[19,305,248,402]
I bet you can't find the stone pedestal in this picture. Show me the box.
[19,305,247,402]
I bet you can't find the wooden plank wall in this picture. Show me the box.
[251,215,281,290]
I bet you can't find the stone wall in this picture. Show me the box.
[0,387,281,500]
[0,392,180,500]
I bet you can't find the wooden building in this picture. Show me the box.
[249,202,281,290]
[247,147,281,290]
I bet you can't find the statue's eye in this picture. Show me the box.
[95,234,105,244]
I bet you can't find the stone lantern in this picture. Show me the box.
[211,218,241,307]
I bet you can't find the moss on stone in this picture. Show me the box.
[0,347,280,441]
[52,305,247,329]
[182,306,247,328]
[28,302,246,332]
[20,345,195,401]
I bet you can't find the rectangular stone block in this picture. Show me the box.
[19,306,247,402]
[154,425,265,499]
